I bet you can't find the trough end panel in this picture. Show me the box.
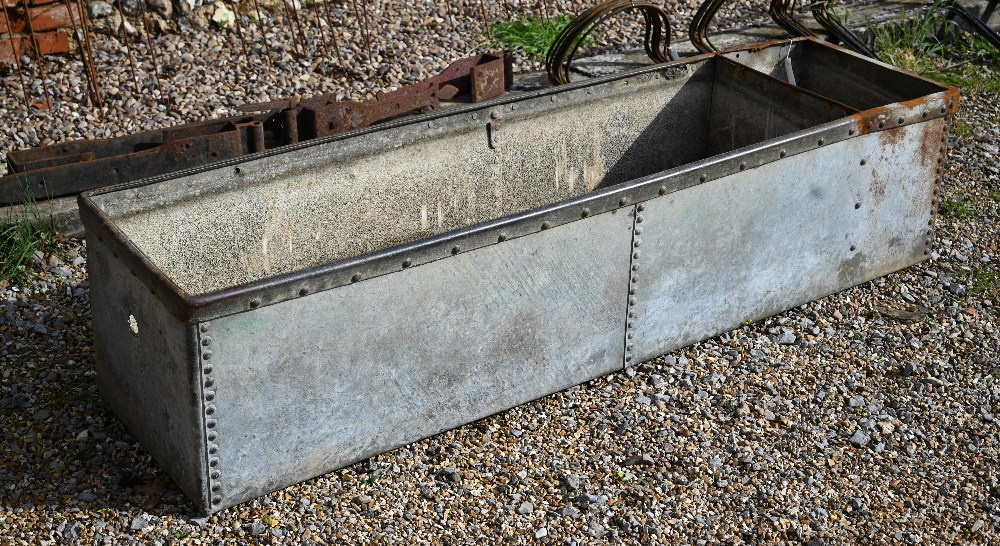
[87,235,210,512]
[630,120,941,362]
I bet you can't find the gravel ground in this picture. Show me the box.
[3,2,1000,545]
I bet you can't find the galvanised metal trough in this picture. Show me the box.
[78,38,957,514]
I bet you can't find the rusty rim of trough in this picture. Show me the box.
[79,38,958,325]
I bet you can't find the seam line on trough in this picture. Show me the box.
[197,323,222,511]
[623,204,641,369]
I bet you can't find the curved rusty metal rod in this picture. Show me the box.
[250,0,273,67]
[548,0,671,84]
[230,0,250,58]
[137,0,167,103]
[944,0,1000,50]
[811,1,875,57]
[690,0,727,52]
[114,0,144,96]
[1,0,30,108]
[320,0,343,65]
[770,0,815,38]
[984,0,997,20]
[280,0,305,56]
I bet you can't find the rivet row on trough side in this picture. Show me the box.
[197,322,222,509]
[926,114,953,255]
[624,204,643,367]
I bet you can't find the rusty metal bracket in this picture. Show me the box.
[297,80,441,140]
[426,52,512,101]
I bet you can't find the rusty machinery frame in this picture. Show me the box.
[0,52,512,205]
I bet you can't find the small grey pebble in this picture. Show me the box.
[516,501,533,515]
[129,515,152,531]
[250,521,266,536]
[901,362,919,377]
[848,395,866,408]
[947,283,967,296]
[849,430,871,447]
[77,492,97,503]
[777,331,796,345]
[563,473,581,491]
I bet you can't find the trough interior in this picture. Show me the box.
[95,57,853,296]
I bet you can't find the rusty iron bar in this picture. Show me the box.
[137,0,167,103]
[230,0,250,60]
[690,0,722,52]
[1,0,30,108]
[280,0,305,56]
[350,0,372,63]
[479,0,492,36]
[114,0,144,96]
[361,0,374,64]
[306,0,331,53]
[61,0,102,109]
[23,0,54,109]
[288,0,311,53]
[249,0,273,67]
[320,0,343,65]
[768,0,814,39]
[76,0,104,115]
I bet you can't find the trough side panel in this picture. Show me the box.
[86,236,208,510]
[630,120,942,363]
[205,208,634,511]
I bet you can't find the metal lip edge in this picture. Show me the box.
[77,193,197,323]
[719,36,959,101]
[180,117,866,322]
[80,88,951,325]
[794,37,960,96]
[83,55,715,202]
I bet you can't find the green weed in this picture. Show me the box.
[489,15,581,58]
[970,267,998,297]
[1,178,57,286]
[868,0,1000,92]
[939,195,975,218]
[988,191,1000,202]
[951,119,974,138]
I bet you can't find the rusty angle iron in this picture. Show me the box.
[0,52,512,206]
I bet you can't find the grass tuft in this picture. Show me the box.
[489,15,579,58]
[1,179,57,286]
[868,0,1000,92]
[939,195,975,218]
